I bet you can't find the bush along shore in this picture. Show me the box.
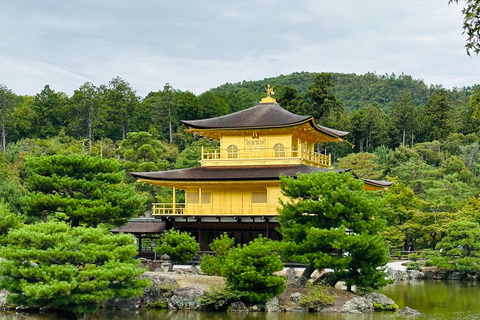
[0,260,420,316]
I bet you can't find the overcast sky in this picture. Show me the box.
[0,1,478,98]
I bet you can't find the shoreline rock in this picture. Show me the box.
[386,267,480,281]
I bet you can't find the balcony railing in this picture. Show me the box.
[152,203,278,216]
[153,203,185,215]
[201,147,331,167]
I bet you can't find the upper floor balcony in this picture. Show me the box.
[200,146,331,168]
[152,203,278,216]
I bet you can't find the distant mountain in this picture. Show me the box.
[209,71,474,113]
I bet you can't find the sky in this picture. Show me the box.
[0,0,478,98]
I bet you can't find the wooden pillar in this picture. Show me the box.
[266,220,269,240]
[198,224,202,249]
[172,187,176,214]
[138,235,142,252]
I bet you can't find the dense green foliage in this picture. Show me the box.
[22,154,146,227]
[156,229,199,270]
[299,284,335,310]
[200,233,235,276]
[278,171,391,292]
[198,289,241,311]
[0,200,24,244]
[221,236,285,303]
[0,221,151,315]
[450,0,480,55]
[430,220,480,271]
[0,71,479,283]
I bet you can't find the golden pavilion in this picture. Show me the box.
[131,89,391,250]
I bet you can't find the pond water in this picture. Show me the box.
[2,280,480,320]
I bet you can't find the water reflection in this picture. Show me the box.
[4,280,480,320]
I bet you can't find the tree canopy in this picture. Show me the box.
[278,171,390,292]
[0,221,151,315]
[22,153,146,227]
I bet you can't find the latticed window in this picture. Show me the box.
[227,144,239,158]
[273,143,286,157]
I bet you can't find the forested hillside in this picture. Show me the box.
[1,71,480,252]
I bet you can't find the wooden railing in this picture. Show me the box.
[201,147,331,167]
[152,203,278,216]
[153,203,185,215]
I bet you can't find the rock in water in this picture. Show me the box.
[168,286,204,310]
[230,301,248,312]
[266,297,280,312]
[341,297,374,313]
[399,306,421,316]
[365,292,395,308]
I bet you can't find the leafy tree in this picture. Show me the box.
[0,221,151,316]
[450,0,480,55]
[104,77,139,140]
[458,195,480,223]
[423,89,456,142]
[430,220,480,271]
[156,229,199,271]
[32,85,69,138]
[357,102,391,151]
[117,131,165,164]
[336,152,383,179]
[0,85,17,153]
[22,154,146,227]
[382,180,420,248]
[11,95,36,141]
[174,138,219,169]
[278,171,390,292]
[197,91,230,119]
[200,233,235,276]
[221,236,285,303]
[0,200,24,244]
[305,72,339,122]
[392,92,417,147]
[69,82,107,146]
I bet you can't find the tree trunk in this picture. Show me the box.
[88,108,92,149]
[402,128,405,147]
[411,131,414,148]
[313,271,338,287]
[169,115,173,144]
[296,265,316,286]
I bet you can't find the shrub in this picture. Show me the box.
[299,284,335,310]
[424,260,434,267]
[373,301,399,311]
[407,261,422,271]
[221,236,285,303]
[156,229,199,271]
[393,252,404,259]
[408,253,420,261]
[145,301,167,309]
[198,289,241,311]
[200,233,234,276]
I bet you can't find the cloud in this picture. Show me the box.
[0,0,478,98]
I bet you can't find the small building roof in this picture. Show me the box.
[110,218,166,234]
[181,102,349,139]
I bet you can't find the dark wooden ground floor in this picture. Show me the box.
[114,216,281,254]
